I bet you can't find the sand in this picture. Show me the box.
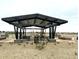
[0,40,78,59]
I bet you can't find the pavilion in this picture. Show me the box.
[2,13,68,42]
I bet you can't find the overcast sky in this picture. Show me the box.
[0,0,78,32]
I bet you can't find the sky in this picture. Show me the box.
[0,0,78,32]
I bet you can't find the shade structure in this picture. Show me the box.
[2,13,68,40]
[2,13,68,28]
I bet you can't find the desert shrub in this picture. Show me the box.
[36,45,44,50]
[30,42,33,45]
[5,32,9,38]
[9,42,14,45]
[0,44,2,46]
[26,42,28,44]
[56,42,60,44]
[36,43,44,50]
[75,52,77,55]
[54,43,56,45]
[17,43,21,45]
[23,44,26,47]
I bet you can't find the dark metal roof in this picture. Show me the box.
[2,13,68,28]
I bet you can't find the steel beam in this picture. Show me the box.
[25,28,26,36]
[51,26,54,39]
[19,28,22,39]
[49,27,51,39]
[14,26,18,39]
[51,26,57,39]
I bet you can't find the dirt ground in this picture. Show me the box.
[0,40,78,59]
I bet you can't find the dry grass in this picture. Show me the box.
[0,40,78,59]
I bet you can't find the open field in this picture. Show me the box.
[0,40,78,59]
